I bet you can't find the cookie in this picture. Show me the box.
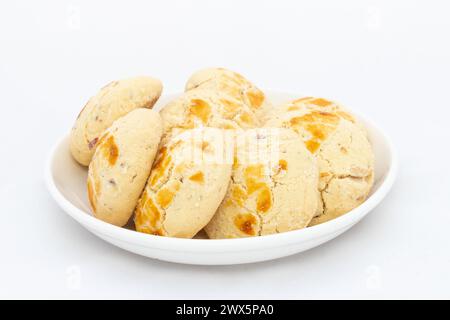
[87,109,163,227]
[159,89,260,143]
[205,128,319,238]
[265,97,374,225]
[135,128,232,238]
[185,67,272,121]
[70,76,162,166]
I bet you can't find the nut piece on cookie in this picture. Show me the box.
[205,128,319,238]
[71,76,162,166]
[265,97,374,225]
[87,109,163,227]
[135,128,232,238]
[185,67,272,122]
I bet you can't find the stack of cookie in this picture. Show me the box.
[69,68,374,239]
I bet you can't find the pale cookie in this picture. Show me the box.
[159,89,260,143]
[265,97,374,225]
[135,128,232,238]
[87,109,163,227]
[205,129,319,238]
[185,67,272,122]
[71,76,162,166]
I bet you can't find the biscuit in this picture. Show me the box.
[135,129,232,238]
[87,109,163,227]
[159,89,260,143]
[205,128,319,238]
[185,67,272,122]
[265,97,374,225]
[70,76,162,166]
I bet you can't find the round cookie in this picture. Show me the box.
[87,109,163,227]
[265,97,374,225]
[159,89,260,143]
[185,67,272,122]
[135,129,232,238]
[71,76,162,166]
[205,128,319,238]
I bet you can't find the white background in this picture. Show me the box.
[1,0,449,299]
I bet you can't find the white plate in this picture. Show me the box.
[45,92,398,265]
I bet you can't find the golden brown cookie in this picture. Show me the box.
[265,97,374,225]
[159,89,261,143]
[87,109,163,227]
[71,76,162,166]
[185,67,272,122]
[135,128,232,238]
[205,128,319,238]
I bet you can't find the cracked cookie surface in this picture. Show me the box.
[71,76,162,166]
[185,67,272,122]
[134,129,232,238]
[87,109,162,227]
[205,129,319,238]
[265,97,374,225]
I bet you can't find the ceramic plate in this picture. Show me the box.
[45,92,397,265]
